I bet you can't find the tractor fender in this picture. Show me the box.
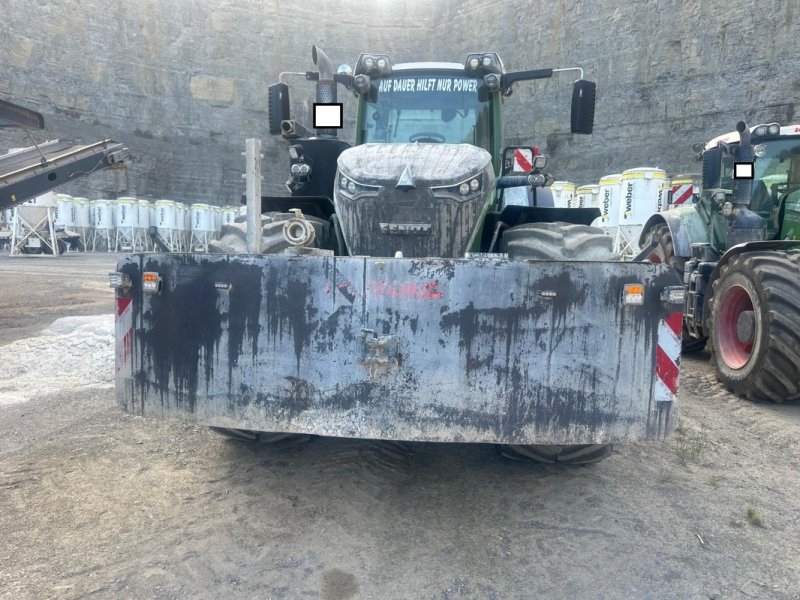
[702,240,800,320]
[638,205,709,258]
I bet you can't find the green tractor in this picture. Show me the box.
[639,122,800,402]
[113,47,685,465]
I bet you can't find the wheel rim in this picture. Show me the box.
[716,284,756,369]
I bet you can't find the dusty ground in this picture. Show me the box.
[0,253,799,600]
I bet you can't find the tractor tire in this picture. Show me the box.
[209,211,334,254]
[500,443,614,465]
[643,224,707,353]
[501,221,617,260]
[208,210,333,441]
[499,221,615,464]
[209,427,309,444]
[708,251,800,403]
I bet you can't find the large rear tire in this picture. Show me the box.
[709,251,800,402]
[502,221,617,260]
[643,223,707,353]
[498,221,615,464]
[500,443,614,465]
[208,211,333,441]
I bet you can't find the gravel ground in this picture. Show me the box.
[1,253,799,600]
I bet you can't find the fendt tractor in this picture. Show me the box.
[639,122,800,402]
[112,47,685,464]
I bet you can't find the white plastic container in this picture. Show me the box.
[138,199,151,228]
[73,198,91,228]
[576,185,601,209]
[550,181,576,208]
[223,206,239,225]
[619,168,669,225]
[114,197,140,228]
[191,203,215,232]
[156,200,177,230]
[657,178,671,213]
[596,174,624,227]
[53,193,73,227]
[93,199,114,230]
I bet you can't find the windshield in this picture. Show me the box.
[360,71,492,151]
[720,137,800,221]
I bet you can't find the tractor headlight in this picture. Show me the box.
[464,52,504,74]
[768,123,780,135]
[355,53,392,76]
[337,172,380,197]
[432,173,484,198]
[754,125,768,136]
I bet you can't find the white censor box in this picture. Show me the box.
[313,103,343,129]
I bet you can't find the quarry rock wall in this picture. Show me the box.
[1,0,797,201]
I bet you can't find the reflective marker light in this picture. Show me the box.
[108,271,131,290]
[660,286,686,304]
[623,283,645,305]
[143,272,162,294]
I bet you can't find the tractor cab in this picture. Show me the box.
[701,124,800,243]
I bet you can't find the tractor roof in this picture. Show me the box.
[705,124,800,150]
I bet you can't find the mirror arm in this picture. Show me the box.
[500,68,554,90]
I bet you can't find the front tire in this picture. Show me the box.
[709,251,800,402]
[500,443,614,465]
[498,221,616,463]
[208,211,334,440]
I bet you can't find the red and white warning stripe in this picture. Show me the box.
[654,311,682,402]
[115,297,133,374]
[671,184,693,206]
[514,148,533,172]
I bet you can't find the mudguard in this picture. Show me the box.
[639,205,709,258]
[115,254,683,445]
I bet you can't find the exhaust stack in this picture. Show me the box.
[312,46,337,138]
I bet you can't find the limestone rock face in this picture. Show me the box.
[0,0,796,201]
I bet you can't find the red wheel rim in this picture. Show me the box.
[716,284,755,369]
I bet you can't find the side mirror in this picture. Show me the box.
[702,147,722,188]
[268,83,290,135]
[570,80,596,134]
[501,146,547,175]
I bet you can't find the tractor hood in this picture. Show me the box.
[334,143,495,258]
[337,143,492,187]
